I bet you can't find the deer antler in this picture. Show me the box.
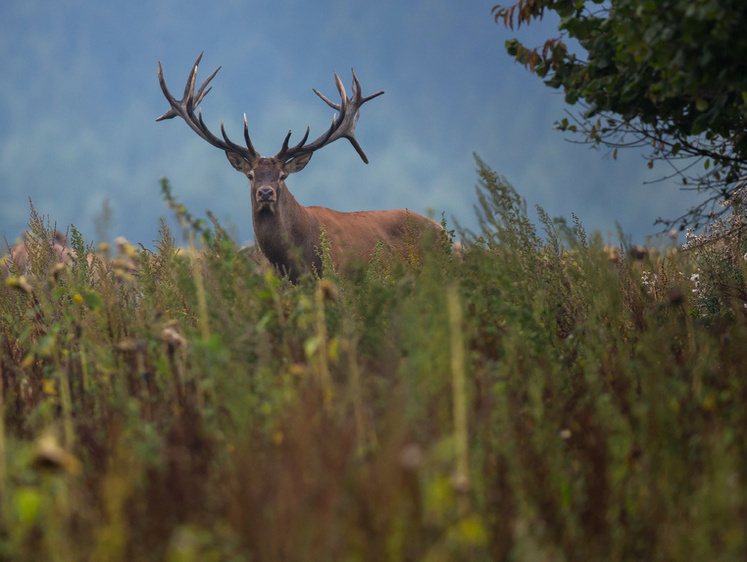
[274,69,385,164]
[156,52,260,163]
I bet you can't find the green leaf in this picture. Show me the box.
[83,291,101,310]
[505,38,520,56]
[492,0,747,226]
[14,487,43,525]
[304,336,321,358]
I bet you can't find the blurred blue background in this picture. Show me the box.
[0,0,699,247]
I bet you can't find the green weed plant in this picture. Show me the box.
[0,161,745,560]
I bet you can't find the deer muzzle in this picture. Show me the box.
[255,186,277,213]
[257,186,275,203]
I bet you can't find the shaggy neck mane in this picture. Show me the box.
[252,190,321,282]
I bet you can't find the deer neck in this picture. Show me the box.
[252,189,321,280]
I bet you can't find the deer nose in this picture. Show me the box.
[257,187,275,202]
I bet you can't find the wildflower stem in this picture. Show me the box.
[314,284,333,412]
[0,364,5,498]
[448,285,470,514]
[58,365,74,449]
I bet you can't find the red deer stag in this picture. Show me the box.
[157,53,443,282]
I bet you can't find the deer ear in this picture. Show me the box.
[226,152,252,174]
[284,152,313,175]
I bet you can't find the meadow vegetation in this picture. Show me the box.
[1,159,746,560]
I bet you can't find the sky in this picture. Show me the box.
[0,0,703,249]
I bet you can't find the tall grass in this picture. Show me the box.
[1,162,746,560]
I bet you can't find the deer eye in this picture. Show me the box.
[247,172,254,181]
[279,173,288,181]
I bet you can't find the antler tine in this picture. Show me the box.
[183,53,200,108]
[334,72,347,110]
[156,53,213,121]
[279,130,293,155]
[220,119,254,155]
[351,69,361,99]
[156,61,180,122]
[243,114,259,158]
[156,53,260,163]
[294,126,312,150]
[313,71,347,113]
[351,68,385,104]
[275,69,384,164]
[194,67,220,109]
[312,87,341,111]
[275,126,312,162]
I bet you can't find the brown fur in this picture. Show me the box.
[228,155,442,282]
[3,231,75,275]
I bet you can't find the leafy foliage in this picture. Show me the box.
[1,161,746,559]
[493,0,747,229]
